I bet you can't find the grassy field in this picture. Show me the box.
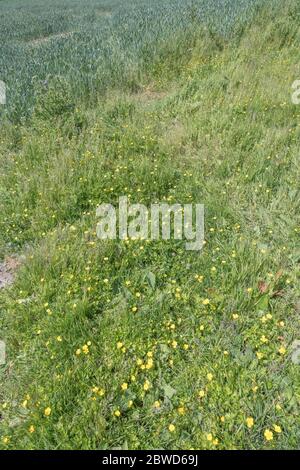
[0,0,300,450]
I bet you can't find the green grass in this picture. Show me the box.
[1,0,300,450]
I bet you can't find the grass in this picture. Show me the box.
[0,0,300,450]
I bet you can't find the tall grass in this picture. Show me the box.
[0,0,300,451]
[0,0,267,121]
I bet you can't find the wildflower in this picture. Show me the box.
[206,433,213,442]
[273,424,282,434]
[183,344,189,350]
[121,383,128,391]
[143,380,150,391]
[114,409,121,417]
[246,417,254,428]
[207,373,213,382]
[199,390,205,398]
[2,436,9,444]
[264,429,273,441]
[117,342,123,349]
[256,352,264,360]
[146,358,153,369]
[178,407,185,415]
[132,306,138,313]
[202,299,210,306]
[278,346,286,355]
[232,314,239,320]
[56,336,62,342]
[44,407,51,417]
[220,416,225,423]
[82,344,89,354]
[29,425,35,433]
[172,340,178,349]
[75,348,81,356]
[168,424,176,432]
[153,401,161,409]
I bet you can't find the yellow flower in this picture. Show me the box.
[273,424,282,434]
[132,306,138,313]
[117,342,123,349]
[153,400,161,409]
[2,436,10,444]
[82,344,89,354]
[168,424,176,432]
[264,429,273,441]
[202,299,210,306]
[114,409,121,417]
[220,416,225,423]
[56,336,62,342]
[256,352,264,360]
[183,344,189,350]
[198,390,205,398]
[128,400,133,408]
[143,380,150,391]
[207,373,213,382]
[29,425,35,433]
[278,346,286,355]
[121,382,128,391]
[44,407,51,417]
[172,340,178,349]
[75,348,81,356]
[178,406,185,415]
[246,417,254,428]
[206,433,213,442]
[146,358,153,369]
[232,314,239,320]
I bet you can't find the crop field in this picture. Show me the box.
[1,0,300,451]
[0,0,265,121]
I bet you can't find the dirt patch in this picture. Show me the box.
[0,255,21,289]
[28,31,74,47]
[134,87,168,104]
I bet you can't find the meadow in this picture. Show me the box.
[0,0,300,450]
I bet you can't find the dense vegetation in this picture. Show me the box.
[0,0,300,450]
